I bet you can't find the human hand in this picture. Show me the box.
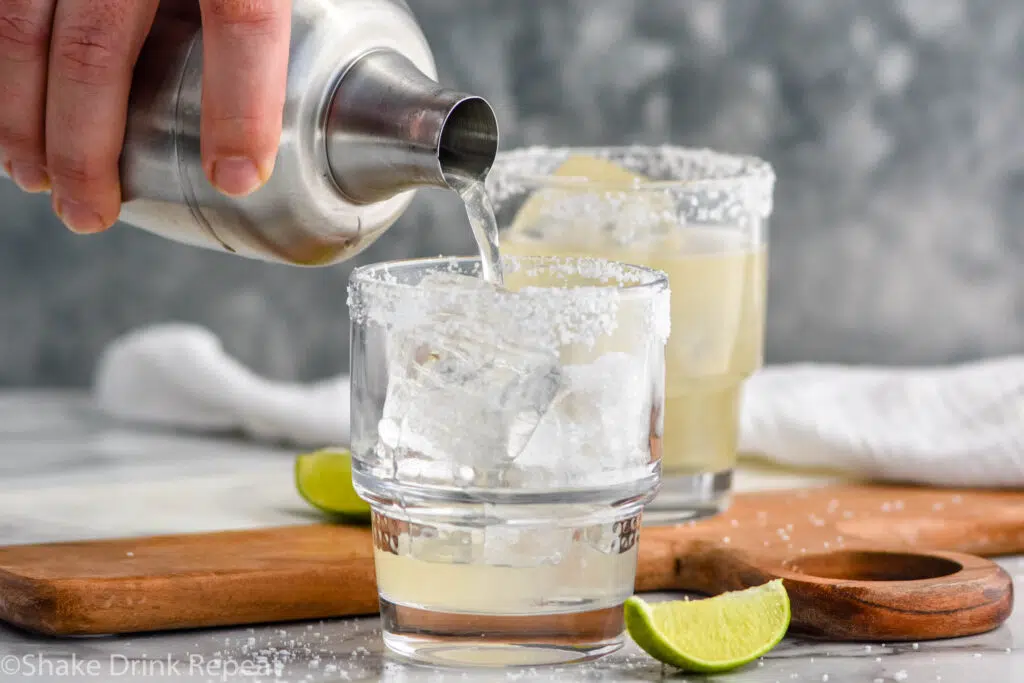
[0,0,292,233]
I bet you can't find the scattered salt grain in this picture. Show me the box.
[912,643,919,650]
[894,670,908,681]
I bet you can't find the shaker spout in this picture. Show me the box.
[325,49,498,204]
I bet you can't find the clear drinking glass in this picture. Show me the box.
[485,146,774,524]
[348,255,668,667]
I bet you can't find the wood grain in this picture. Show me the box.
[0,485,1019,639]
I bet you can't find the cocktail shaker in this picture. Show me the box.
[28,0,500,266]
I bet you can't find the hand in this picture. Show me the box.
[0,0,292,233]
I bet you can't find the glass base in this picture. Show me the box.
[380,598,624,667]
[643,469,733,525]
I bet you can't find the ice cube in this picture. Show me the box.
[377,274,562,482]
[481,525,572,567]
[511,351,653,487]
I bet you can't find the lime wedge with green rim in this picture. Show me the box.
[295,449,371,523]
[625,579,790,672]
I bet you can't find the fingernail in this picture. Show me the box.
[54,197,106,234]
[9,162,50,193]
[211,156,266,197]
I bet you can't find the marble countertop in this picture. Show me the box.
[1,390,1021,682]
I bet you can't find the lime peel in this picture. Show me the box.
[625,579,790,672]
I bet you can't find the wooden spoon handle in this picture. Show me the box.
[636,536,1013,640]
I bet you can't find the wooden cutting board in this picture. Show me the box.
[1,485,1021,640]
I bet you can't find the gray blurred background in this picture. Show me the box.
[2,0,1023,387]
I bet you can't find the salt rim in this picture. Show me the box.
[485,144,776,222]
[348,255,671,350]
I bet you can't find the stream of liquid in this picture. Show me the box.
[447,174,504,286]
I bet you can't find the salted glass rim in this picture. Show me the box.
[486,144,775,192]
[349,255,669,301]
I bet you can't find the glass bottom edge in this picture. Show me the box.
[380,598,624,667]
[642,468,733,525]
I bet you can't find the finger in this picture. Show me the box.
[46,0,158,233]
[198,0,290,197]
[0,0,58,192]
[157,0,200,22]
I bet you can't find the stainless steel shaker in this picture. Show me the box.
[86,0,500,265]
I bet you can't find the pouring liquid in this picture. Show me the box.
[447,174,504,286]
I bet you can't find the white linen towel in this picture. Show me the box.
[94,324,1024,487]
[94,324,350,447]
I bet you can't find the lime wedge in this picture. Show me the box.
[505,154,663,243]
[295,449,371,522]
[625,580,790,672]
[548,154,652,184]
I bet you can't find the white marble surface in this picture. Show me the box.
[1,390,1022,682]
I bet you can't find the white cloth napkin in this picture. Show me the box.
[94,325,350,447]
[94,325,1024,487]
[738,358,1024,488]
